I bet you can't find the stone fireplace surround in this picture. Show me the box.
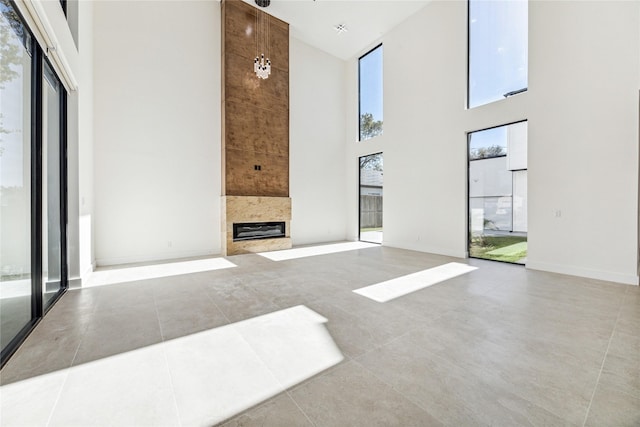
[221,196,291,256]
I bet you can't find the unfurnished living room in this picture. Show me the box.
[0,0,639,426]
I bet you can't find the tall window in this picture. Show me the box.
[468,121,528,265]
[359,153,383,244]
[468,0,528,108]
[359,44,383,141]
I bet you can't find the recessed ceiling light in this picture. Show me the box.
[334,24,348,35]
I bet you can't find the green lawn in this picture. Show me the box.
[360,227,383,232]
[470,235,527,263]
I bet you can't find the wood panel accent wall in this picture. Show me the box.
[222,0,289,197]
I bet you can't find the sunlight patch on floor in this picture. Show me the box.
[0,306,343,427]
[353,262,478,302]
[84,258,237,288]
[257,242,378,261]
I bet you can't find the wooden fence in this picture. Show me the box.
[360,195,383,228]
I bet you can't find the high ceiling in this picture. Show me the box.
[241,0,431,60]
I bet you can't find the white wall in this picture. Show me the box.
[290,38,348,245]
[347,1,471,256]
[77,0,94,282]
[345,0,640,284]
[93,1,221,266]
[527,1,639,284]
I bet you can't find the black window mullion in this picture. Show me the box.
[31,46,43,319]
[60,91,68,292]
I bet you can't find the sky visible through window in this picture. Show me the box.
[469,126,506,153]
[469,0,527,108]
[469,126,507,160]
[359,45,383,141]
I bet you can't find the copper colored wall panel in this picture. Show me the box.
[222,0,289,197]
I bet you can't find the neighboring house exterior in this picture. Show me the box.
[469,122,528,234]
[360,169,383,196]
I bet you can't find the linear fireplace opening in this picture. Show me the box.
[233,222,286,242]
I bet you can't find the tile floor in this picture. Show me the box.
[0,244,638,426]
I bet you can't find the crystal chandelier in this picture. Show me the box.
[253,1,271,79]
[254,54,271,80]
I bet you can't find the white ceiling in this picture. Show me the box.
[241,0,431,60]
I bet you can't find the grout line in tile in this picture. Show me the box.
[348,357,447,424]
[152,297,183,427]
[284,356,353,395]
[581,292,625,427]
[67,332,83,368]
[159,343,183,427]
[67,310,92,369]
[352,322,431,361]
[202,288,233,325]
[152,293,168,342]
[285,389,318,427]
[43,368,71,427]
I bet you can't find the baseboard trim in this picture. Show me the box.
[382,241,467,260]
[96,249,219,268]
[526,261,639,286]
[68,277,83,290]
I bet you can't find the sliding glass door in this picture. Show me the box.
[0,4,34,351]
[0,0,68,366]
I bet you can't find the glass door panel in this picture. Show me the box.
[359,153,383,244]
[468,122,528,264]
[42,62,63,309]
[0,5,34,349]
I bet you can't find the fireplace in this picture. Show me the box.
[233,221,286,242]
[222,196,291,255]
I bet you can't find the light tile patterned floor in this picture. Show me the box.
[1,244,638,426]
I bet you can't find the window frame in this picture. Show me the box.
[466,119,528,264]
[358,43,383,142]
[467,0,528,109]
[358,152,383,244]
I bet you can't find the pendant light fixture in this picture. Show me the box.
[254,0,271,79]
